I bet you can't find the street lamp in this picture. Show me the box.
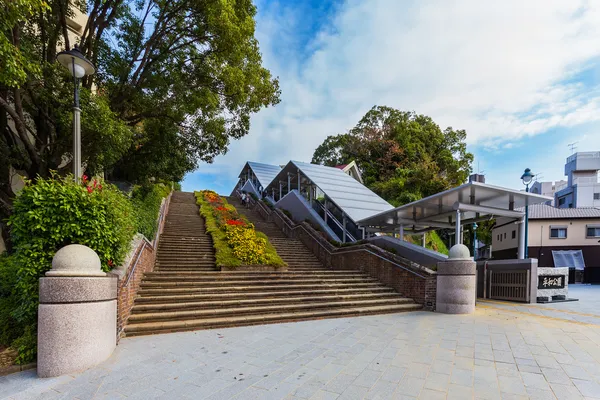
[520,168,534,258]
[56,44,96,181]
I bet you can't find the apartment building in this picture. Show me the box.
[555,152,600,208]
[492,204,600,282]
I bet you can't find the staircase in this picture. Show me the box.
[124,192,421,337]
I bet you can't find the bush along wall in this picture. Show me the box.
[2,174,138,364]
[131,184,171,239]
[195,190,286,268]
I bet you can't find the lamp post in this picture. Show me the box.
[56,45,96,181]
[520,168,534,258]
[473,222,478,259]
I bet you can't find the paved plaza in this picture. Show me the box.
[3,285,600,400]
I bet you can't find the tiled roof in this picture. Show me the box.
[516,204,600,219]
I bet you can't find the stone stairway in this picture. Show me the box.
[124,192,421,337]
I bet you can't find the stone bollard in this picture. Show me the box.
[436,244,476,314]
[38,244,117,378]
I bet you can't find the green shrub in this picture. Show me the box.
[280,209,293,220]
[0,253,22,349]
[5,174,136,363]
[131,184,170,239]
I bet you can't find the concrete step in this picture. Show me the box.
[124,304,422,336]
[143,270,365,278]
[128,298,415,322]
[140,276,378,286]
[143,273,371,282]
[132,293,409,312]
[138,282,388,295]
[134,287,396,303]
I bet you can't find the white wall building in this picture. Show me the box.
[554,152,600,208]
[530,180,566,206]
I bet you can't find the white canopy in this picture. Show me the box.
[358,181,552,232]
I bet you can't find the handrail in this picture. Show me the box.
[240,191,433,279]
[123,191,171,287]
[313,200,357,242]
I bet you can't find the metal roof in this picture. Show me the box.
[266,161,393,223]
[517,204,600,219]
[358,181,553,232]
[241,161,281,189]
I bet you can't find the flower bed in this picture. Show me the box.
[195,190,286,268]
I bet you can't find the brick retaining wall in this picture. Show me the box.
[112,193,171,338]
[247,196,438,310]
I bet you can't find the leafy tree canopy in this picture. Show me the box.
[0,0,280,243]
[312,106,473,206]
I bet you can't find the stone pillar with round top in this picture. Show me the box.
[436,244,476,314]
[38,244,117,378]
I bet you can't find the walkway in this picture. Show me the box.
[3,286,600,399]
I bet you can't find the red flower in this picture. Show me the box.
[86,186,93,194]
[226,219,244,226]
[107,260,114,267]
[98,184,102,191]
[82,174,88,183]
[93,180,97,188]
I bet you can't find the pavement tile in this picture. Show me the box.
[310,390,340,400]
[380,366,408,384]
[549,382,584,400]
[572,379,600,398]
[337,384,369,400]
[498,375,527,395]
[562,364,594,381]
[418,388,447,399]
[520,371,551,390]
[397,376,425,398]
[325,374,358,394]
[424,372,449,392]
[353,369,382,389]
[447,383,474,400]
[541,367,570,384]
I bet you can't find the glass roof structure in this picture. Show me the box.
[240,161,282,189]
[265,161,393,223]
[357,181,553,232]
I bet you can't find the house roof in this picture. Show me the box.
[334,164,348,170]
[265,160,393,223]
[241,161,281,189]
[516,204,600,219]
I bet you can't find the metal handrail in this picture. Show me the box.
[123,192,171,287]
[246,193,433,279]
[312,200,357,242]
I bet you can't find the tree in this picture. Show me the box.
[312,106,473,206]
[0,0,280,245]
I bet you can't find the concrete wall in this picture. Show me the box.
[367,236,447,269]
[275,190,340,242]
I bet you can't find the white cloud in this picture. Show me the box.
[185,0,600,192]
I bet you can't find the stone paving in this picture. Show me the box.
[2,285,600,400]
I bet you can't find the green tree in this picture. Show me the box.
[0,0,280,245]
[312,106,473,206]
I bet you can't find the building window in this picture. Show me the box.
[550,227,567,239]
[558,197,566,206]
[587,225,600,238]
[512,230,516,239]
[594,193,600,200]
[503,232,506,239]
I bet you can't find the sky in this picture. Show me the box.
[182,0,600,195]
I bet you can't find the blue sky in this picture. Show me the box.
[183,0,600,195]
